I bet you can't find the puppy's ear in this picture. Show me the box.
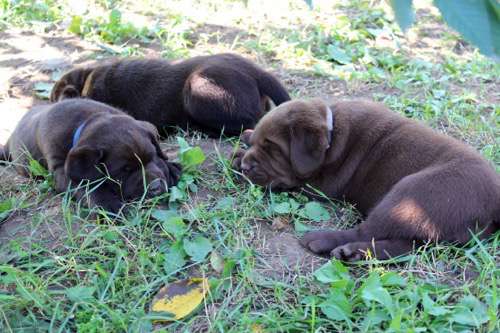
[65,146,105,181]
[289,124,329,177]
[60,85,81,100]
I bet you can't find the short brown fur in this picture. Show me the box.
[50,53,291,137]
[0,99,181,213]
[234,99,500,261]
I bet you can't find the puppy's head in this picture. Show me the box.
[239,99,332,189]
[65,116,181,207]
[50,67,95,102]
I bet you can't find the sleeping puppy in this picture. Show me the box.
[233,99,500,261]
[50,53,291,136]
[0,99,181,213]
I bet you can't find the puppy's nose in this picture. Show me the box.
[241,161,254,173]
[148,179,167,197]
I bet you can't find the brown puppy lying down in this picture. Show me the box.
[50,53,291,136]
[0,99,181,213]
[233,99,500,261]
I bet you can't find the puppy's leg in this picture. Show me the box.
[53,167,70,192]
[300,229,360,255]
[0,144,8,161]
[331,240,415,262]
[184,67,262,136]
[302,163,498,259]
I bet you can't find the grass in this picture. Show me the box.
[0,0,499,332]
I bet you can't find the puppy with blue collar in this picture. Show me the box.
[0,99,181,212]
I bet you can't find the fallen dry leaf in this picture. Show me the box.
[150,278,209,321]
[271,216,290,231]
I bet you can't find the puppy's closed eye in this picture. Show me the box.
[122,165,134,173]
[263,139,282,154]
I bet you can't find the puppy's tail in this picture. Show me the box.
[256,72,291,107]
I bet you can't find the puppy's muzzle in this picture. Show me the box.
[240,160,255,174]
[147,178,168,197]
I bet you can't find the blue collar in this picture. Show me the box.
[71,121,87,149]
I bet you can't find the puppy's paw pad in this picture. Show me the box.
[331,244,363,262]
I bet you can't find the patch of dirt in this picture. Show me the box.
[0,28,100,143]
[0,166,84,255]
[252,220,326,282]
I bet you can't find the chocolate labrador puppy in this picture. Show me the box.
[50,53,291,136]
[233,99,500,261]
[0,99,181,213]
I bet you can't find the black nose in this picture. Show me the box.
[241,161,254,173]
[148,179,166,197]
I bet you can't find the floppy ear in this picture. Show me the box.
[65,146,105,181]
[60,85,81,100]
[289,124,329,177]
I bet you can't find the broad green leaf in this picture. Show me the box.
[327,45,351,65]
[361,309,391,331]
[320,289,352,321]
[450,295,489,327]
[273,202,291,214]
[313,259,351,288]
[490,0,500,20]
[164,241,186,274]
[381,272,407,287]
[151,209,178,222]
[389,0,415,31]
[66,286,95,303]
[152,209,187,238]
[434,0,500,57]
[109,9,122,26]
[68,15,82,34]
[422,292,450,317]
[209,251,224,273]
[360,273,394,314]
[183,236,213,262]
[180,147,206,168]
[294,220,311,233]
[169,186,185,202]
[176,137,190,153]
[28,159,49,177]
[302,202,331,222]
[0,198,15,215]
[162,216,187,238]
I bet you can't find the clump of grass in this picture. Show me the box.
[0,0,499,332]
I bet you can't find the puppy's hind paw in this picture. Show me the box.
[331,244,364,262]
[300,230,342,255]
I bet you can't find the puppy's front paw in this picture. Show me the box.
[331,243,364,262]
[166,161,182,186]
[300,230,346,255]
[231,149,246,171]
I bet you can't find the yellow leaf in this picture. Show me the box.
[251,324,265,333]
[150,278,209,321]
